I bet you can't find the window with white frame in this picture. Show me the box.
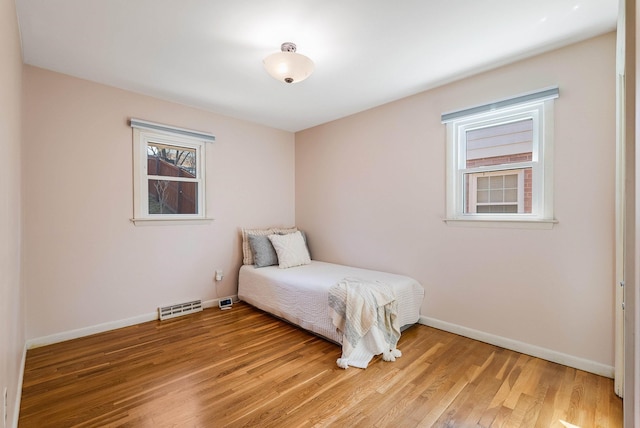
[130,119,214,224]
[443,87,557,226]
[468,169,525,214]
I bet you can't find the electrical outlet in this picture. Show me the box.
[215,270,224,281]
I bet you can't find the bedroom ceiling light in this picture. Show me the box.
[263,42,314,84]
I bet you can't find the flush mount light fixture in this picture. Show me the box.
[263,42,314,84]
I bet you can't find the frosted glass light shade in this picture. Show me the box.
[263,48,314,84]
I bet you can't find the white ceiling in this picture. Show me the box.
[15,0,618,132]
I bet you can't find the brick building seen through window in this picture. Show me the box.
[463,119,533,214]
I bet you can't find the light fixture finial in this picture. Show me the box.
[281,42,297,53]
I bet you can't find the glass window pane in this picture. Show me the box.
[148,180,198,215]
[490,189,504,203]
[465,119,533,168]
[477,177,489,190]
[504,174,518,188]
[504,189,518,202]
[477,190,489,203]
[489,175,503,189]
[147,143,197,178]
[477,205,518,213]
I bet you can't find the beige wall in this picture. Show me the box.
[22,66,295,339]
[0,0,24,425]
[296,33,616,368]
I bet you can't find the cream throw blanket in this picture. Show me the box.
[328,277,402,369]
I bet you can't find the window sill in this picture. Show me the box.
[131,217,215,226]
[444,217,557,229]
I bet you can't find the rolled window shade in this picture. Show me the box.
[130,118,215,142]
[441,86,559,123]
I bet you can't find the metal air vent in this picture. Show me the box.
[158,300,203,320]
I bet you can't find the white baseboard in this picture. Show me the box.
[12,344,26,428]
[26,297,237,349]
[419,315,614,378]
[26,311,158,349]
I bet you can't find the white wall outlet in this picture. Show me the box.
[215,270,224,281]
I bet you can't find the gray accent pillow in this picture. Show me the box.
[248,234,279,268]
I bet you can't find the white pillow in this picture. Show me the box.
[268,231,311,269]
[241,226,297,265]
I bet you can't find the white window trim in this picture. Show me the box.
[130,120,214,225]
[444,98,556,229]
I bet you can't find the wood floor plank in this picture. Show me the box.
[19,303,622,427]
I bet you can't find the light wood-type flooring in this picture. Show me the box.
[19,302,622,427]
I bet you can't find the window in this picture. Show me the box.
[130,119,214,224]
[443,88,558,228]
[468,169,525,214]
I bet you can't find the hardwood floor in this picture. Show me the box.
[19,303,622,427]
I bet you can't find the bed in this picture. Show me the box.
[237,226,425,368]
[238,260,425,345]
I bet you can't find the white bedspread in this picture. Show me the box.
[328,277,402,369]
[238,261,424,348]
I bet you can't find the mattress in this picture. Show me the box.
[238,260,424,344]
